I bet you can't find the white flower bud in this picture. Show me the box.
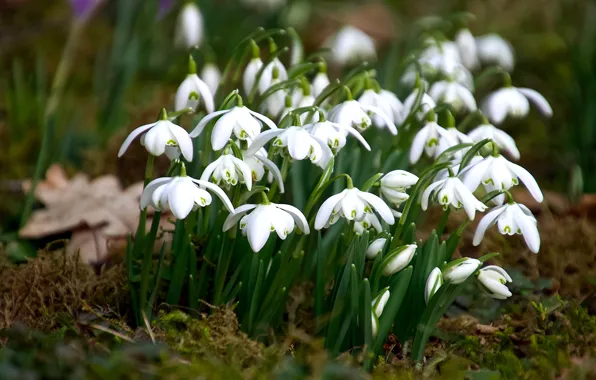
[371,287,390,317]
[443,258,481,284]
[477,265,513,299]
[366,238,387,259]
[381,244,417,276]
[424,267,443,304]
[175,3,203,49]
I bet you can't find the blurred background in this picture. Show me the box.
[0,0,593,254]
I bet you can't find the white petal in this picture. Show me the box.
[248,109,278,131]
[190,178,235,212]
[245,129,285,156]
[175,77,196,111]
[517,88,553,117]
[191,75,215,113]
[421,180,444,211]
[515,207,540,253]
[410,125,430,164]
[335,123,371,150]
[200,157,222,182]
[189,109,229,138]
[255,153,285,194]
[223,204,257,231]
[276,203,310,234]
[473,205,506,246]
[168,180,195,219]
[507,162,544,203]
[168,123,194,161]
[361,105,398,135]
[357,191,395,225]
[118,123,156,157]
[247,208,272,252]
[140,177,171,209]
[314,190,347,230]
[230,156,253,190]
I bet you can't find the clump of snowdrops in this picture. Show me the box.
[119,13,551,368]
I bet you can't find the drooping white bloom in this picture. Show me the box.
[315,187,395,230]
[329,100,396,134]
[473,202,540,253]
[358,89,402,132]
[379,170,418,205]
[400,88,436,123]
[381,244,417,276]
[379,90,405,125]
[222,202,309,252]
[241,146,285,193]
[418,40,462,76]
[460,154,543,205]
[243,57,263,95]
[421,176,487,220]
[443,258,481,284]
[455,28,479,70]
[366,238,387,259]
[475,34,515,72]
[429,80,477,113]
[353,212,383,235]
[190,106,277,150]
[118,119,193,161]
[425,267,443,304]
[261,86,287,119]
[312,71,330,97]
[175,73,215,113]
[482,86,552,125]
[476,265,513,299]
[467,123,520,160]
[246,126,333,168]
[258,59,288,94]
[304,120,370,152]
[201,63,221,95]
[175,3,203,49]
[324,25,376,66]
[372,287,390,317]
[409,120,457,164]
[141,176,233,220]
[200,154,253,190]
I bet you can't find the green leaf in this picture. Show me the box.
[361,173,384,192]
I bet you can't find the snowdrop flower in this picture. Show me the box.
[201,63,221,95]
[476,34,515,72]
[353,212,383,235]
[358,88,403,131]
[429,80,477,113]
[400,88,436,123]
[381,244,417,276]
[421,176,487,220]
[329,99,397,134]
[324,25,376,66]
[372,288,390,317]
[379,90,405,125]
[476,265,513,299]
[258,59,288,94]
[312,69,330,97]
[305,120,370,152]
[190,105,277,150]
[418,40,462,76]
[141,175,233,220]
[175,3,203,49]
[467,123,520,160]
[473,202,540,253]
[246,126,333,168]
[201,154,253,190]
[223,200,309,252]
[455,28,479,70]
[443,258,481,284]
[482,85,553,125]
[243,45,263,95]
[315,187,395,230]
[409,119,457,164]
[241,146,285,193]
[118,116,193,161]
[425,267,443,304]
[175,57,214,113]
[460,154,543,204]
[379,170,418,205]
[261,87,287,119]
[366,238,387,259]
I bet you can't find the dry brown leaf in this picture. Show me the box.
[20,164,168,264]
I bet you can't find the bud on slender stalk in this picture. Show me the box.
[381,244,417,276]
[443,258,481,284]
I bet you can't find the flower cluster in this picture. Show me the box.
[117,22,552,365]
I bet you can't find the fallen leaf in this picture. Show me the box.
[20,164,168,264]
